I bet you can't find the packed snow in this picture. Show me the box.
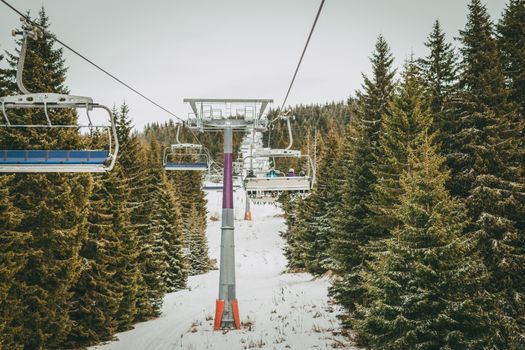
[90,189,357,350]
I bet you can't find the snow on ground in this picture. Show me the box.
[91,190,358,350]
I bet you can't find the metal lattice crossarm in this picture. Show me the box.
[183,98,273,132]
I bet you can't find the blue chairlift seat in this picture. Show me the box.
[0,150,111,173]
[1,150,109,164]
[164,162,209,171]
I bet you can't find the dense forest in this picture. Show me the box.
[0,0,524,349]
[280,0,525,348]
[0,9,211,349]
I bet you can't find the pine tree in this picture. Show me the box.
[187,204,211,275]
[280,193,309,270]
[330,35,396,324]
[297,126,343,274]
[0,176,30,349]
[418,20,458,134]
[498,0,525,116]
[153,158,188,291]
[440,1,525,346]
[370,59,432,235]
[354,134,492,349]
[110,164,141,332]
[134,137,170,315]
[1,9,92,348]
[114,103,161,321]
[67,173,122,346]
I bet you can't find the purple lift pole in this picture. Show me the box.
[214,125,240,330]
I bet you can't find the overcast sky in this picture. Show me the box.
[0,0,507,130]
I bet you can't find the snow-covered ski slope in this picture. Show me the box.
[91,190,357,350]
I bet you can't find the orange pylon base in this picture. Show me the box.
[231,299,241,329]
[214,299,225,330]
[214,299,241,330]
[244,211,252,221]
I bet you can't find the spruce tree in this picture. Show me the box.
[0,176,30,349]
[330,35,396,324]
[1,9,92,348]
[418,20,458,134]
[498,0,525,116]
[110,164,141,332]
[440,1,525,346]
[280,193,309,270]
[134,145,167,318]
[370,59,432,235]
[67,172,122,346]
[355,134,492,349]
[114,103,161,321]
[154,160,188,292]
[298,126,343,274]
[187,204,211,275]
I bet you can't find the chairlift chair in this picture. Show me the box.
[244,154,314,202]
[203,173,243,191]
[163,123,210,171]
[244,113,315,202]
[163,143,210,171]
[0,21,118,173]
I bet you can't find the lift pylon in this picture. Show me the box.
[185,98,272,330]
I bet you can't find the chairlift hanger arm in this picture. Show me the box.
[2,2,205,147]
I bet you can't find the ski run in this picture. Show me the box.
[90,190,358,350]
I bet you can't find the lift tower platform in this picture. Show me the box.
[184,98,273,330]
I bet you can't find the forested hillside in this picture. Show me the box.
[0,1,524,349]
[0,9,210,349]
[280,0,525,348]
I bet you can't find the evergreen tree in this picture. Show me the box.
[296,126,343,274]
[67,173,122,346]
[0,9,92,348]
[440,1,525,346]
[114,104,160,321]
[150,146,188,291]
[133,137,168,319]
[186,204,211,275]
[498,0,525,116]
[280,193,309,270]
[110,164,141,332]
[370,59,432,235]
[330,35,396,324]
[418,20,458,134]
[355,134,492,349]
[0,176,30,349]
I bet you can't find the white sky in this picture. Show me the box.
[0,0,507,130]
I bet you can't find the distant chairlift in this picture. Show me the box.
[244,115,315,202]
[202,161,243,191]
[0,20,118,173]
[163,124,210,171]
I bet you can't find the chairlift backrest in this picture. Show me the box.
[0,20,118,173]
[163,143,210,172]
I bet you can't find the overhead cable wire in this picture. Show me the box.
[0,0,201,144]
[274,0,325,123]
[267,0,325,149]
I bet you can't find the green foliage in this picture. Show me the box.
[418,20,458,135]
[498,0,525,116]
[329,35,396,324]
[355,135,492,349]
[0,176,30,349]
[437,1,525,346]
[0,9,92,348]
[281,127,344,274]
[144,122,211,278]
[370,59,432,236]
[186,204,211,275]
[67,172,122,346]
